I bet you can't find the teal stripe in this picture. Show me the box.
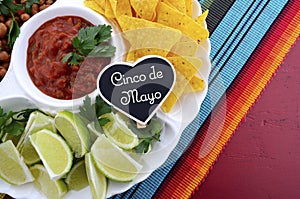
[112,0,289,198]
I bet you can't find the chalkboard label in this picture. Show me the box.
[97,56,176,125]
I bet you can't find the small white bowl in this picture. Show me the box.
[10,3,124,113]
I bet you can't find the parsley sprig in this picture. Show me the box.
[0,107,37,138]
[62,24,116,65]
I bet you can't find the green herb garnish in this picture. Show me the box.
[8,15,20,48]
[79,96,112,127]
[0,0,22,15]
[0,107,37,138]
[62,25,116,65]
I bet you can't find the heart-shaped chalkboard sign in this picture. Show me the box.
[97,56,176,125]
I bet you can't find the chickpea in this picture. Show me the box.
[32,4,39,15]
[0,16,5,22]
[21,0,27,3]
[0,23,7,39]
[0,66,6,78]
[5,18,13,29]
[46,0,53,4]
[40,0,45,4]
[2,62,9,69]
[0,51,9,61]
[39,4,50,11]
[20,13,30,21]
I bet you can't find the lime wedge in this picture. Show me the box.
[85,153,107,199]
[29,129,73,180]
[0,140,34,185]
[91,135,142,182]
[65,160,89,191]
[100,112,139,150]
[30,164,67,199]
[17,111,56,165]
[54,111,91,158]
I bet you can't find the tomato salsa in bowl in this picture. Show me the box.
[11,4,124,112]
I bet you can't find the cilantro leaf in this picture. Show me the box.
[8,16,20,48]
[62,24,115,65]
[0,107,37,137]
[79,96,96,122]
[129,117,163,154]
[0,0,22,15]
[98,117,110,127]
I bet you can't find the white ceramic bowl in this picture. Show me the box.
[9,3,124,113]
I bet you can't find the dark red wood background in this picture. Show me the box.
[192,39,300,199]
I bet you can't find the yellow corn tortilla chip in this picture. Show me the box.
[161,92,177,113]
[124,27,181,61]
[126,48,170,62]
[104,0,115,18]
[84,0,105,15]
[160,0,186,14]
[185,75,205,93]
[167,56,201,80]
[116,0,132,17]
[185,0,192,17]
[95,0,105,9]
[130,0,159,21]
[157,2,209,44]
[195,10,209,26]
[161,56,202,112]
[117,15,165,32]
[169,36,199,57]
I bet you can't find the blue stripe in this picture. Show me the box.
[112,0,289,198]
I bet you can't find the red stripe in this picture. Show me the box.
[154,1,300,198]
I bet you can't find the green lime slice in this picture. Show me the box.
[54,111,91,158]
[65,160,89,191]
[91,135,142,182]
[0,140,34,185]
[17,111,56,165]
[85,153,107,199]
[29,129,73,180]
[100,112,139,150]
[30,164,67,199]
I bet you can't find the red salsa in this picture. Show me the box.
[27,16,111,100]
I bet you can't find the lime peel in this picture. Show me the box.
[91,135,142,182]
[0,140,34,185]
[29,129,73,180]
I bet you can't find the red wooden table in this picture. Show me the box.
[192,39,300,199]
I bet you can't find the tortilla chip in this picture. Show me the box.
[185,75,205,93]
[167,56,200,80]
[160,0,186,14]
[116,0,132,17]
[169,36,199,57]
[125,28,181,61]
[157,2,209,44]
[117,15,165,32]
[185,0,192,17]
[161,92,177,113]
[84,0,105,15]
[130,0,159,21]
[195,10,209,26]
[126,48,169,61]
[95,0,105,8]
[104,0,115,19]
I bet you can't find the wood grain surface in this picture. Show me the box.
[192,39,300,199]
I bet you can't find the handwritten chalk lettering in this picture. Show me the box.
[111,71,147,87]
[120,89,162,106]
[149,66,164,80]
